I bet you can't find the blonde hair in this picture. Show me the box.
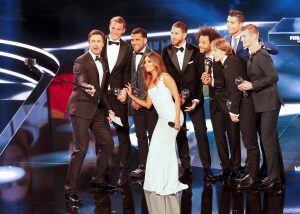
[211,38,233,56]
[109,16,126,28]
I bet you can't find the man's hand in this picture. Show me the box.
[238,80,253,91]
[180,97,186,106]
[201,73,212,86]
[107,110,115,123]
[184,100,198,112]
[230,114,239,123]
[83,84,96,97]
[117,88,127,103]
[131,101,141,110]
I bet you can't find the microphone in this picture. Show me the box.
[168,122,189,132]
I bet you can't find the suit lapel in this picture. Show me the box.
[182,44,193,73]
[167,47,181,73]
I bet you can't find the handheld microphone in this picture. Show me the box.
[168,122,189,132]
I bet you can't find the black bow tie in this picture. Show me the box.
[135,52,144,55]
[174,47,184,52]
[95,56,103,62]
[108,41,120,46]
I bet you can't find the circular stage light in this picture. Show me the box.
[0,166,25,184]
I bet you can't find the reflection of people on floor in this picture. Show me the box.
[144,191,180,214]
[201,184,212,214]
[120,184,135,214]
[0,129,32,203]
[92,189,112,214]
[218,184,243,214]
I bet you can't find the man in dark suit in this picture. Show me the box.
[199,27,241,182]
[210,38,260,190]
[238,24,284,189]
[129,28,158,179]
[102,16,133,185]
[225,10,279,62]
[65,29,116,205]
[162,21,214,182]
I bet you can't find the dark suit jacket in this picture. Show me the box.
[222,56,248,115]
[131,47,151,100]
[161,43,204,105]
[200,59,228,114]
[247,48,283,112]
[66,52,111,119]
[225,34,279,62]
[102,39,132,90]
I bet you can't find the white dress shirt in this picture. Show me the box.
[135,46,146,71]
[106,36,120,73]
[175,41,186,71]
[89,50,104,88]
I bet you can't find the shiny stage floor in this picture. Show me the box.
[0,105,299,213]
[0,163,299,213]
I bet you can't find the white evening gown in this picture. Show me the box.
[143,74,188,195]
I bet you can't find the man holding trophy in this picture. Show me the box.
[162,21,214,182]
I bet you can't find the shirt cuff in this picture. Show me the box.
[192,99,200,104]
[229,112,239,117]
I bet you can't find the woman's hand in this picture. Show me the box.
[125,83,133,98]
[174,117,180,130]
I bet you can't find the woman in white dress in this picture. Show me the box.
[126,51,188,195]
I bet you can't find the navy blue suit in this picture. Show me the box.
[224,34,279,61]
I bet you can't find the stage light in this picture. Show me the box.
[0,166,25,184]
[0,39,60,66]
[0,68,38,84]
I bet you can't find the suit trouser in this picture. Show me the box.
[256,104,283,181]
[239,97,260,179]
[108,95,132,171]
[210,106,241,171]
[132,106,158,166]
[177,104,211,169]
[65,109,114,192]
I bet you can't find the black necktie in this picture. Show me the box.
[108,41,120,46]
[174,47,184,52]
[95,56,103,62]
[135,52,144,55]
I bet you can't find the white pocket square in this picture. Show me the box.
[188,61,194,64]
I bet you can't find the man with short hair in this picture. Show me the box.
[129,28,158,179]
[65,29,117,206]
[238,24,284,190]
[102,16,133,186]
[162,21,214,182]
[225,10,278,61]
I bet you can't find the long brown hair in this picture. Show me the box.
[142,51,167,91]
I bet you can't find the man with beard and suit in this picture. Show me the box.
[238,24,284,190]
[162,21,214,182]
[210,38,260,190]
[65,29,117,206]
[199,27,241,182]
[129,28,158,180]
[102,16,133,186]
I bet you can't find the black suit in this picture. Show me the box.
[162,43,211,169]
[204,59,241,171]
[65,52,114,192]
[247,48,284,181]
[130,47,158,166]
[222,56,259,179]
[102,38,133,172]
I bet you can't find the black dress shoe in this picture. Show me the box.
[91,181,117,192]
[130,165,145,178]
[215,168,230,182]
[65,192,83,206]
[202,168,217,182]
[118,171,128,186]
[237,175,255,190]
